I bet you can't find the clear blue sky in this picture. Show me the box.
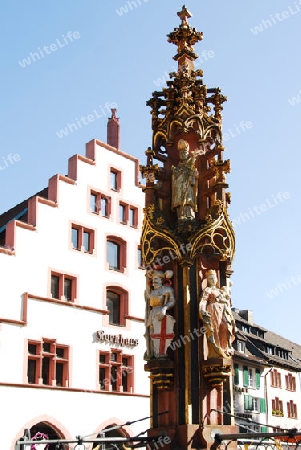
[1,1,301,343]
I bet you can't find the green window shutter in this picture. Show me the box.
[234,364,239,385]
[256,368,261,389]
[260,398,266,413]
[261,426,268,433]
[244,395,253,410]
[248,395,253,410]
[243,366,248,387]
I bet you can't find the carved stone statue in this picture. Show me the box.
[199,270,235,359]
[145,268,175,358]
[171,139,199,220]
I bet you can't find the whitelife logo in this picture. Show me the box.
[250,1,301,35]
[18,31,80,68]
[288,89,301,106]
[232,192,290,228]
[55,102,117,139]
[223,120,253,142]
[0,153,21,172]
[116,0,150,16]
[266,274,301,299]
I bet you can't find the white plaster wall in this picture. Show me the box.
[22,298,148,391]
[0,144,145,314]
[0,385,150,450]
[0,143,149,449]
[0,253,23,317]
[0,323,26,383]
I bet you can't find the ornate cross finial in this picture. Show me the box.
[167,6,203,72]
[177,5,192,26]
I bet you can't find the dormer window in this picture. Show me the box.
[266,345,274,355]
[238,340,246,353]
[276,348,288,359]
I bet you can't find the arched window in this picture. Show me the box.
[106,287,128,326]
[107,291,120,325]
[27,422,65,450]
[107,236,126,272]
[93,425,129,450]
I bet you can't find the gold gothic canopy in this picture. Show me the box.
[140,5,234,267]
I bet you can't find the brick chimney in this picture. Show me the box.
[107,108,120,149]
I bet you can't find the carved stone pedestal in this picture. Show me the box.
[201,358,233,427]
[202,358,232,387]
[145,358,174,391]
[145,359,176,431]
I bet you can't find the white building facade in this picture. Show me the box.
[0,117,150,449]
[232,309,301,438]
[233,359,268,433]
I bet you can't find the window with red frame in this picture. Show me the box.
[119,203,127,224]
[106,237,126,272]
[285,373,296,391]
[272,397,283,415]
[90,191,111,217]
[98,350,133,392]
[287,400,297,418]
[129,207,138,227]
[71,224,95,253]
[100,196,110,217]
[106,288,128,326]
[137,246,144,269]
[90,192,98,213]
[271,369,282,388]
[51,272,76,302]
[27,339,69,387]
[107,242,120,270]
[110,169,121,191]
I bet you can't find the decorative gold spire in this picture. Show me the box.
[167,5,203,73]
[177,5,191,25]
[142,5,232,256]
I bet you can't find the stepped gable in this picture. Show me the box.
[0,188,48,229]
[0,133,141,254]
